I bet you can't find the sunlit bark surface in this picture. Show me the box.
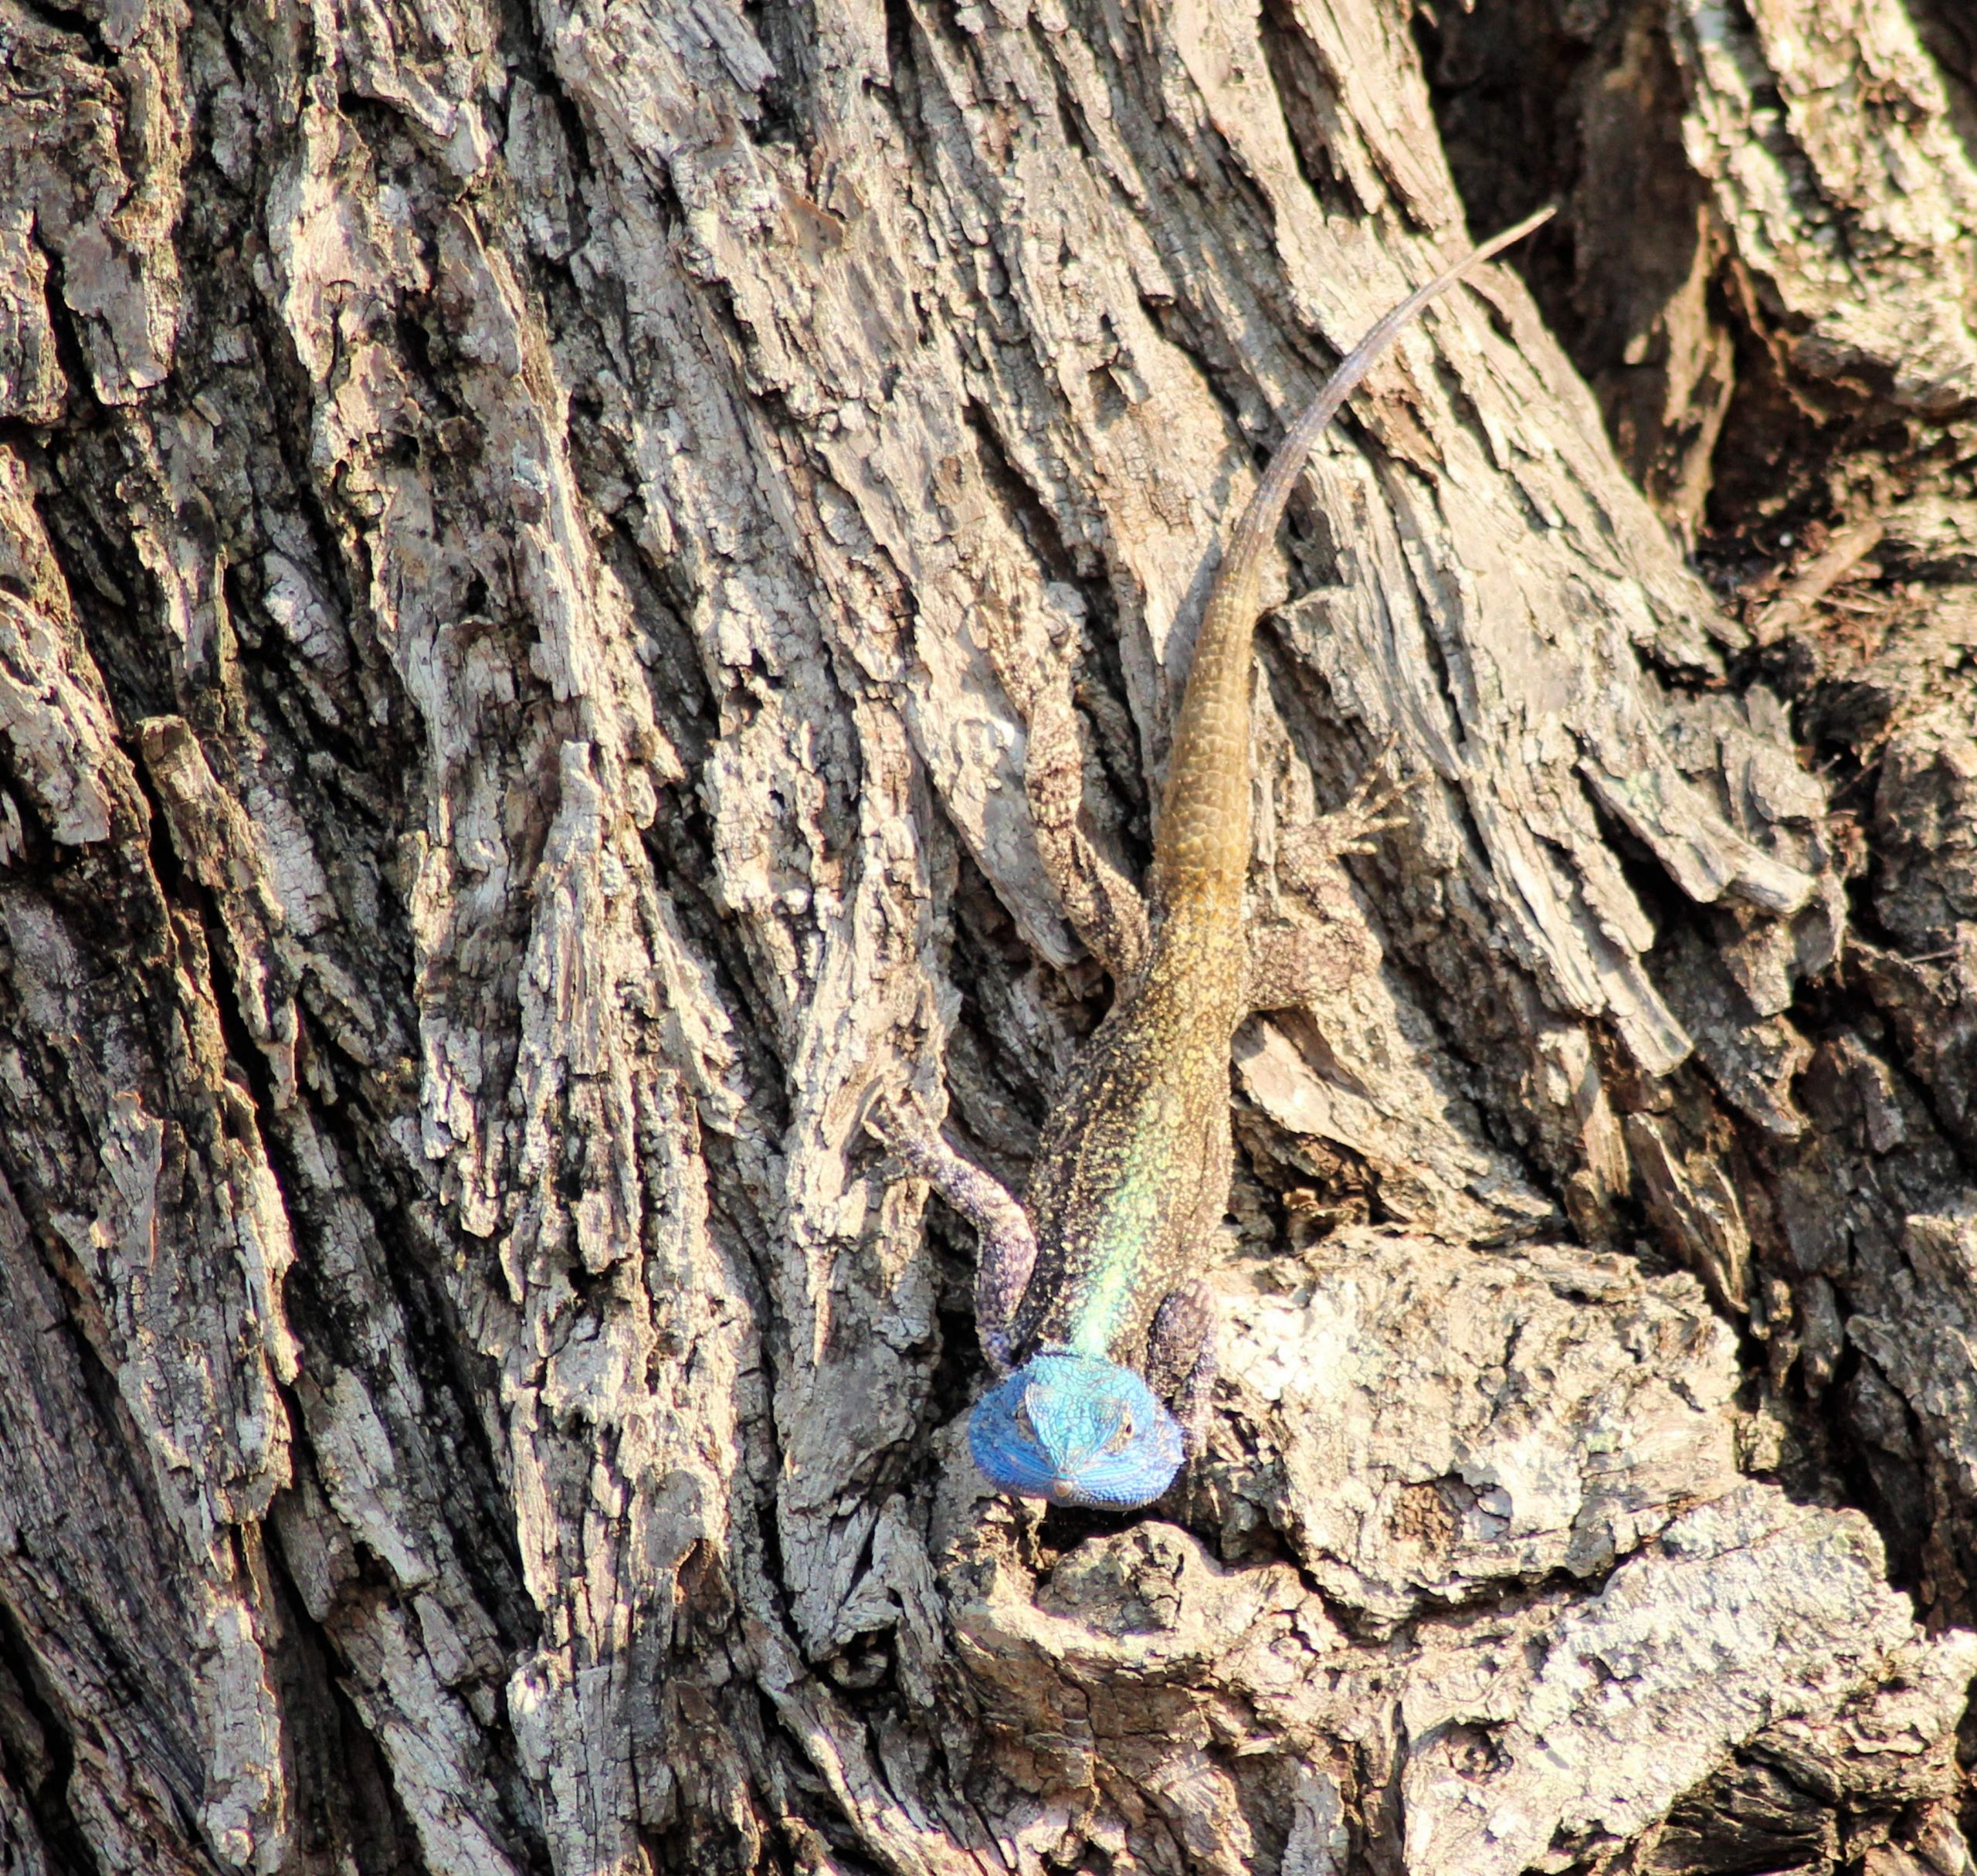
[2,0,1977,1871]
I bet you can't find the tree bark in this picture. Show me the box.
[2,0,1977,1871]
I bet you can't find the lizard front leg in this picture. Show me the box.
[1145,1279,1218,1458]
[867,1100,1036,1374]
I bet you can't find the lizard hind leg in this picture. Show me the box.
[1243,919,1380,1013]
[1022,663,1150,983]
[1248,749,1409,1013]
[972,588,1149,984]
[1273,744,1414,896]
[1145,1279,1219,1459]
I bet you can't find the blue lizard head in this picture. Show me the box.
[968,1353,1185,1509]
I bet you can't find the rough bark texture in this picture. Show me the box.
[3,0,1977,1872]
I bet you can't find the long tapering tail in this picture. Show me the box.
[1147,207,1555,920]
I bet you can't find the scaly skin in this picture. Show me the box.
[890,211,1553,1510]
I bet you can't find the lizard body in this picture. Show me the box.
[883,211,1551,1509]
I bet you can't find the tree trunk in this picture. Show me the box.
[3,0,1977,1870]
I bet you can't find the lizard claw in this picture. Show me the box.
[852,1080,901,1153]
[861,1087,894,1142]
[855,1080,941,1156]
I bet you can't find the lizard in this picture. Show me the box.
[875,209,1553,1510]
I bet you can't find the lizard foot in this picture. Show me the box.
[1287,740,1415,868]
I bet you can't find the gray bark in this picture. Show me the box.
[1,0,1975,1872]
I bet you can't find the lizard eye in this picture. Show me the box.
[1104,1412,1136,1454]
[1014,1399,1039,1443]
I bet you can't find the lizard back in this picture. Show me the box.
[1016,211,1555,1375]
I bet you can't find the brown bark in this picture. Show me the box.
[2,0,1976,1871]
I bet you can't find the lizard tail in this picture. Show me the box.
[1148,205,1556,920]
